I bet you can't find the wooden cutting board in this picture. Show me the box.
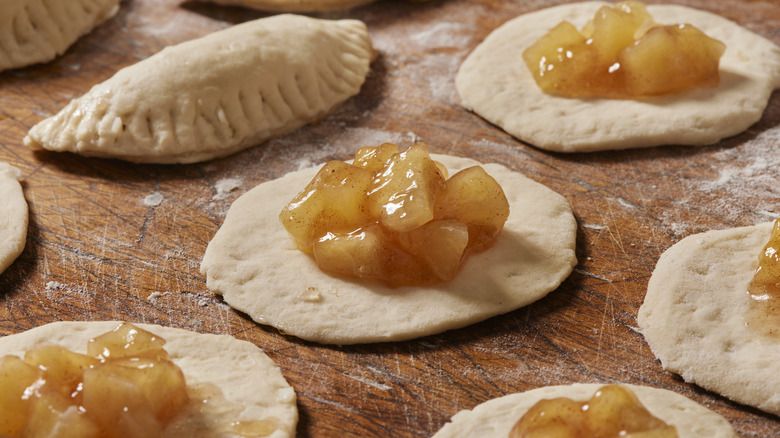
[1,0,778,436]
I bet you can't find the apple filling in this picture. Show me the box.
[747,218,780,337]
[280,142,510,287]
[0,323,188,438]
[509,385,678,438]
[522,1,725,98]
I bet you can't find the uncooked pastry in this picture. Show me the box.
[24,14,374,164]
[456,2,780,152]
[0,0,120,71]
[200,0,375,12]
[432,383,736,437]
[0,162,27,275]
[638,221,780,415]
[201,154,577,344]
[0,321,298,437]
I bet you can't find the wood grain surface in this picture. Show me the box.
[1,0,779,436]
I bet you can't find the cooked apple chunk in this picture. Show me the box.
[280,143,510,287]
[523,0,725,98]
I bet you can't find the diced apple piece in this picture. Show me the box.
[280,161,373,253]
[24,345,98,399]
[87,323,169,361]
[83,358,188,422]
[523,21,590,93]
[510,397,585,438]
[586,385,669,435]
[367,143,446,232]
[435,166,510,252]
[314,226,426,287]
[81,359,186,437]
[0,355,41,436]
[588,2,654,62]
[621,24,725,96]
[25,402,100,438]
[353,143,399,172]
[396,220,469,281]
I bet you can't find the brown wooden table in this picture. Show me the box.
[1,0,778,436]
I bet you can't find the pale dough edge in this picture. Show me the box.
[432,383,737,438]
[638,221,780,415]
[0,321,298,438]
[0,162,28,275]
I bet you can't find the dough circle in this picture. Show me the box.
[432,383,736,438]
[201,154,577,344]
[638,221,780,415]
[456,2,780,152]
[0,162,28,275]
[0,321,298,437]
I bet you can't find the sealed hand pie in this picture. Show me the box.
[201,151,577,344]
[0,0,119,71]
[456,1,780,152]
[24,14,374,164]
[199,0,376,12]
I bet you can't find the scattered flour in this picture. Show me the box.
[410,22,472,50]
[212,178,243,200]
[45,281,65,292]
[143,192,164,207]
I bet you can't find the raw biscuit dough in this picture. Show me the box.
[200,0,376,12]
[0,321,298,437]
[456,2,780,152]
[0,163,27,275]
[201,154,578,344]
[638,221,780,415]
[0,0,120,71]
[432,383,736,438]
[24,14,374,164]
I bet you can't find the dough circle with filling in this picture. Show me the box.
[0,162,27,275]
[201,154,578,344]
[638,221,780,416]
[0,321,298,437]
[432,383,736,438]
[456,2,780,152]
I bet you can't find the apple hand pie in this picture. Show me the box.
[0,0,120,71]
[24,14,374,164]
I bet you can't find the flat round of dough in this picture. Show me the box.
[432,383,736,438]
[201,154,577,344]
[0,321,298,437]
[0,162,27,275]
[24,14,374,164]
[200,0,376,12]
[638,221,780,416]
[456,2,780,152]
